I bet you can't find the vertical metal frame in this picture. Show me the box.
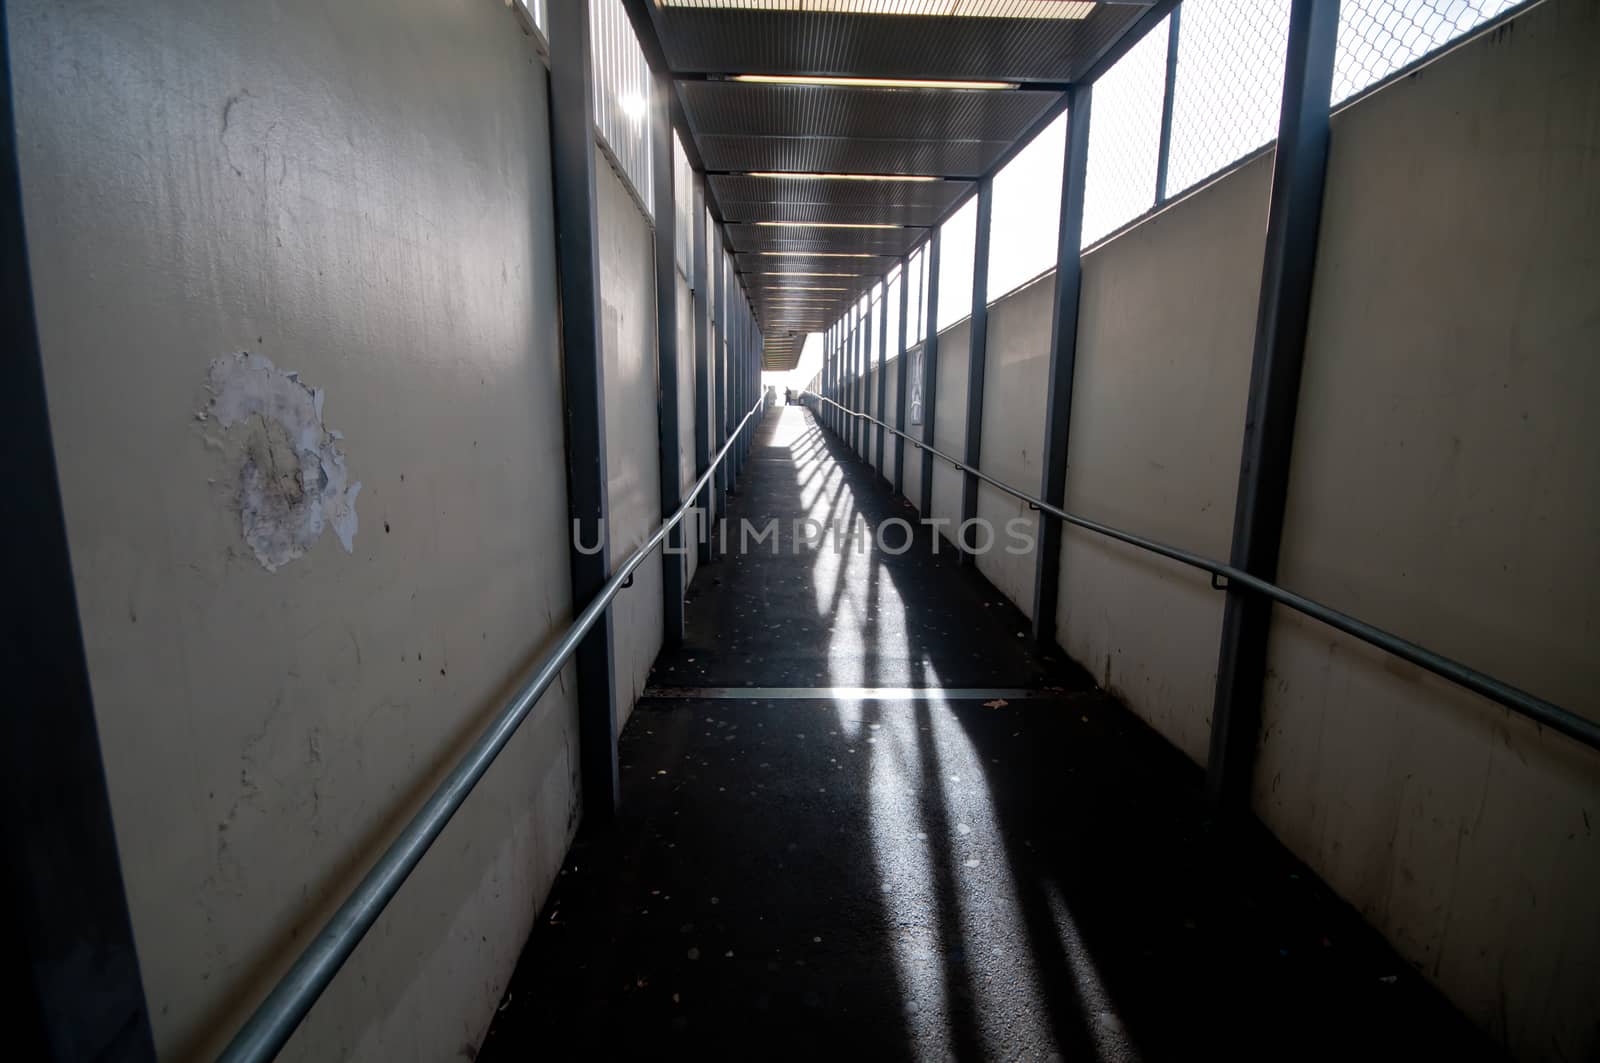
[827,322,835,428]
[893,252,911,494]
[730,298,742,487]
[713,245,728,518]
[919,229,943,516]
[1031,84,1093,646]
[0,11,158,1054]
[851,302,864,453]
[960,177,995,561]
[875,268,889,479]
[649,69,684,646]
[1155,8,1182,206]
[549,0,620,823]
[845,307,856,446]
[861,289,874,461]
[692,180,713,565]
[1206,0,1339,810]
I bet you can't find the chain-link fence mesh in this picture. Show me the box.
[1334,0,1523,102]
[1165,0,1292,198]
[1081,15,1172,246]
[1075,0,1532,242]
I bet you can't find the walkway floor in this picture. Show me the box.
[480,406,1498,1062]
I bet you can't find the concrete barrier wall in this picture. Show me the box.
[881,353,901,487]
[973,273,1054,617]
[1258,3,1600,1056]
[597,161,664,728]
[901,342,925,514]
[9,0,580,1058]
[677,273,699,586]
[930,320,970,548]
[957,1,1598,1055]
[1057,151,1270,763]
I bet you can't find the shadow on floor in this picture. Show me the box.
[479,408,1500,1062]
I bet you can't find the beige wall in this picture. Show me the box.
[10,0,580,1059]
[596,160,664,725]
[677,271,700,587]
[881,353,902,488]
[974,272,1055,618]
[902,341,925,515]
[1259,2,1600,1057]
[930,320,971,546]
[1057,151,1270,763]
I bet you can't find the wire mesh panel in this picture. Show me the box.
[908,243,928,344]
[1165,0,1291,198]
[1333,0,1523,102]
[988,110,1067,303]
[937,196,979,332]
[885,265,903,359]
[674,134,694,281]
[1081,15,1171,246]
[590,0,654,216]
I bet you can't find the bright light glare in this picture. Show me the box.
[758,251,880,258]
[756,221,904,230]
[746,171,940,183]
[669,0,1093,17]
[732,74,1017,90]
[620,93,648,120]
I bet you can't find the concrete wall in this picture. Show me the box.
[930,320,970,547]
[973,273,1054,617]
[596,160,663,724]
[676,271,699,586]
[956,1,1599,1056]
[9,0,579,1059]
[902,342,925,514]
[1257,3,1600,1057]
[881,353,901,486]
[1055,151,1270,763]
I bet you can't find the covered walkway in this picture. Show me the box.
[479,407,1491,1062]
[8,1,1596,1061]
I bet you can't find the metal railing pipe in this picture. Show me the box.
[804,392,1600,753]
[217,397,768,1063]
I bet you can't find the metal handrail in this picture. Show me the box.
[217,397,768,1063]
[803,391,1600,753]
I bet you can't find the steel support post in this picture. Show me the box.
[919,230,943,516]
[893,253,911,495]
[861,291,874,460]
[712,247,727,525]
[549,0,620,824]
[1206,0,1339,811]
[1031,84,1093,647]
[649,71,684,646]
[692,181,712,565]
[960,177,995,562]
[875,268,889,478]
[1155,8,1182,206]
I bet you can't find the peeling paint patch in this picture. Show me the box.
[202,352,360,571]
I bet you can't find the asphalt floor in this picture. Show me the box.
[479,405,1499,1062]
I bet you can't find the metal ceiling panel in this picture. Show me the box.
[726,222,922,255]
[654,6,1153,83]
[679,82,1059,141]
[738,251,902,274]
[718,200,952,226]
[708,174,972,209]
[697,134,1010,178]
